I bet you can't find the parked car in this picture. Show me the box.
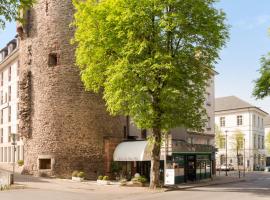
[220,164,234,171]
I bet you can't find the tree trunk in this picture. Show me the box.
[149,127,162,189]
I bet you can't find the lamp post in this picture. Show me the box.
[10,133,17,184]
[225,130,228,176]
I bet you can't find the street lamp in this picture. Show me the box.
[225,130,228,176]
[10,133,17,184]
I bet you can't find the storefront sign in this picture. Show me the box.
[165,169,175,185]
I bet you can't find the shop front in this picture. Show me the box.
[113,140,215,185]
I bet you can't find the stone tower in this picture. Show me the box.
[17,0,124,178]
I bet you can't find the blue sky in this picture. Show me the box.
[1,0,270,112]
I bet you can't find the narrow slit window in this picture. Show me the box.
[48,53,58,67]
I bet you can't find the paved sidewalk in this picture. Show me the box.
[165,175,245,191]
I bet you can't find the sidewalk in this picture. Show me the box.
[165,175,245,191]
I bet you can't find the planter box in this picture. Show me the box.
[72,177,85,182]
[97,180,110,185]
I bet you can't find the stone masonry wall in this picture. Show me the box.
[18,0,125,179]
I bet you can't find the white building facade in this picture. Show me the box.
[0,38,23,169]
[215,96,267,171]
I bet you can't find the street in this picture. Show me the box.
[0,172,269,200]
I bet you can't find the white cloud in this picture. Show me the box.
[234,14,270,30]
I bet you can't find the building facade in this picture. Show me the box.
[215,96,267,171]
[0,0,126,179]
[264,116,270,166]
[113,76,216,184]
[0,38,23,168]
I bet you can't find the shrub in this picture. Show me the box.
[138,176,147,183]
[98,175,103,180]
[77,171,86,178]
[103,176,109,181]
[72,170,79,177]
[17,160,24,166]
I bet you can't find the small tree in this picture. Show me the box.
[215,124,224,149]
[72,0,228,188]
[231,130,244,176]
[266,131,270,154]
[0,0,34,29]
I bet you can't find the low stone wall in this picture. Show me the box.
[0,170,12,187]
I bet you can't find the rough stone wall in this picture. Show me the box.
[18,0,124,179]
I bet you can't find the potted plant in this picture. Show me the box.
[72,171,85,182]
[17,160,24,167]
[131,175,147,187]
[97,175,110,185]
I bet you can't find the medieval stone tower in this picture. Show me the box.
[17,0,124,178]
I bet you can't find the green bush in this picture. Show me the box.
[77,171,86,178]
[138,176,147,183]
[72,170,79,177]
[17,160,24,166]
[103,176,109,181]
[98,175,103,180]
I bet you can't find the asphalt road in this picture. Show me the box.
[0,172,269,200]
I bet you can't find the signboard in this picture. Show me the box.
[165,169,175,185]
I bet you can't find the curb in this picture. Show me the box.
[164,179,246,192]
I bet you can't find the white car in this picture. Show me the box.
[220,164,234,171]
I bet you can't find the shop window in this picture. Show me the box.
[39,158,51,170]
[48,53,58,67]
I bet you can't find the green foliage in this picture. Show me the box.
[0,0,35,29]
[266,131,270,154]
[215,124,224,149]
[77,171,86,178]
[72,0,228,188]
[253,53,270,99]
[231,130,245,151]
[72,170,79,177]
[17,160,24,166]
[97,175,103,180]
[102,176,109,181]
[138,176,148,183]
[72,0,228,133]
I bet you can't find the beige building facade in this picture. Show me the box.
[215,96,267,171]
[0,38,24,168]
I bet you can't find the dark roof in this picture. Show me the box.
[215,96,268,114]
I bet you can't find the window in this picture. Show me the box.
[220,117,225,127]
[8,66,11,81]
[0,110,3,124]
[0,90,2,105]
[8,126,11,142]
[238,154,243,166]
[17,60,20,77]
[253,114,256,127]
[1,72,3,86]
[8,106,11,122]
[258,116,260,127]
[206,93,211,106]
[188,137,194,144]
[207,117,211,129]
[0,129,3,143]
[39,159,51,170]
[253,135,257,149]
[220,155,225,165]
[48,53,58,67]
[141,129,147,139]
[8,86,11,102]
[237,115,243,126]
[262,136,265,149]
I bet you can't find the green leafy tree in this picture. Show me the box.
[215,124,224,149]
[253,53,270,98]
[72,0,228,188]
[231,130,244,175]
[0,0,34,29]
[266,131,270,154]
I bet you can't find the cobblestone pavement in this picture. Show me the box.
[0,172,269,200]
